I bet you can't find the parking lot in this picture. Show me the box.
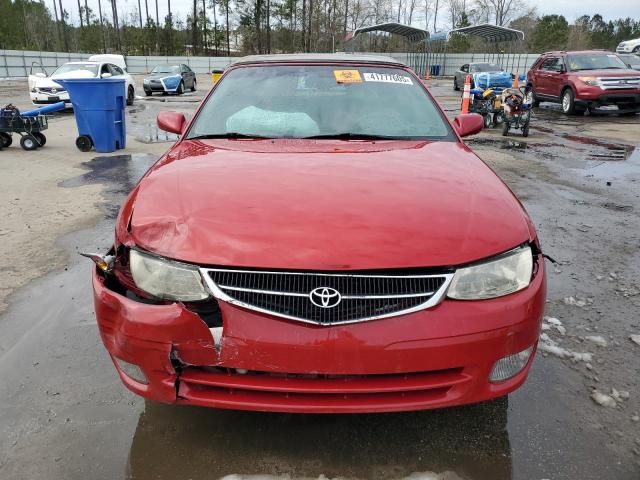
[0,73,639,480]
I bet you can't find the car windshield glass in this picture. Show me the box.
[187,65,452,140]
[567,54,627,71]
[52,63,99,76]
[152,65,180,74]
[620,55,640,67]
[473,63,501,72]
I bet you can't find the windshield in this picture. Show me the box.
[567,54,627,71]
[619,55,640,68]
[152,65,180,74]
[472,63,502,72]
[187,65,452,140]
[52,63,98,76]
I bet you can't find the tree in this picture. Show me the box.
[530,14,569,52]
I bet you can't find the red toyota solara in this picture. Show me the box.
[91,54,546,413]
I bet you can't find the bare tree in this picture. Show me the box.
[483,0,520,26]
[77,0,84,28]
[192,0,198,53]
[203,0,208,53]
[58,0,69,51]
[97,0,106,52]
[138,0,143,27]
[302,0,306,51]
[405,0,417,24]
[432,0,439,32]
[225,0,230,55]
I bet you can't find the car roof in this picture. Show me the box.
[232,53,405,67]
[541,50,613,56]
[64,61,100,65]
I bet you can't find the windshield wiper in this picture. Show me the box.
[302,133,404,140]
[188,132,274,140]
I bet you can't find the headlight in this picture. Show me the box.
[143,78,149,84]
[578,76,599,86]
[447,246,533,300]
[129,249,210,301]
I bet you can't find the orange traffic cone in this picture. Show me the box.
[512,70,519,89]
[461,74,471,114]
[424,69,430,81]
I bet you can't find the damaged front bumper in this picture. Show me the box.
[93,257,546,413]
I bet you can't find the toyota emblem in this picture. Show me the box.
[309,287,342,308]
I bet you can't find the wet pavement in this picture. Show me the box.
[1,78,640,479]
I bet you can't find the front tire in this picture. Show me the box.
[177,81,184,95]
[453,77,459,91]
[0,132,12,148]
[145,90,152,97]
[633,46,640,53]
[530,85,541,107]
[502,121,510,136]
[20,135,39,150]
[561,88,577,115]
[127,86,135,106]
[191,79,197,92]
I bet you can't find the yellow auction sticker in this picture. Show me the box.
[334,70,362,83]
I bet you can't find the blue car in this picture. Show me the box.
[143,64,197,96]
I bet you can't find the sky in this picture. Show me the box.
[57,0,640,31]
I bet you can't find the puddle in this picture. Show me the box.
[584,145,640,180]
[467,137,530,151]
[471,129,636,164]
[60,153,158,218]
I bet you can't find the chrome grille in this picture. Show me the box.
[39,87,66,93]
[201,268,453,325]
[599,77,640,90]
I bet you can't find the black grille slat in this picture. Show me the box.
[206,269,449,325]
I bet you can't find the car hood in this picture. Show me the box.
[571,68,640,76]
[125,139,535,270]
[32,70,96,89]
[146,73,179,80]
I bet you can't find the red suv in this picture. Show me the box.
[90,54,546,413]
[527,50,640,114]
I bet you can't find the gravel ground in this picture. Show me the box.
[0,75,638,480]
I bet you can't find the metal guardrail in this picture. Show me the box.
[0,49,542,78]
[0,50,235,77]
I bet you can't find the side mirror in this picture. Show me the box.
[157,111,186,135]
[453,114,484,138]
[101,72,112,78]
[35,72,46,78]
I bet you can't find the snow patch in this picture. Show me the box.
[546,317,562,326]
[585,335,608,347]
[630,334,640,346]
[539,332,592,362]
[591,390,617,408]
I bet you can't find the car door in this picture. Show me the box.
[457,64,469,86]
[181,64,195,88]
[537,57,563,97]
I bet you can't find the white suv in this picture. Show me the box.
[617,38,640,54]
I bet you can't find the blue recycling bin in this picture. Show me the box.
[56,78,126,153]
